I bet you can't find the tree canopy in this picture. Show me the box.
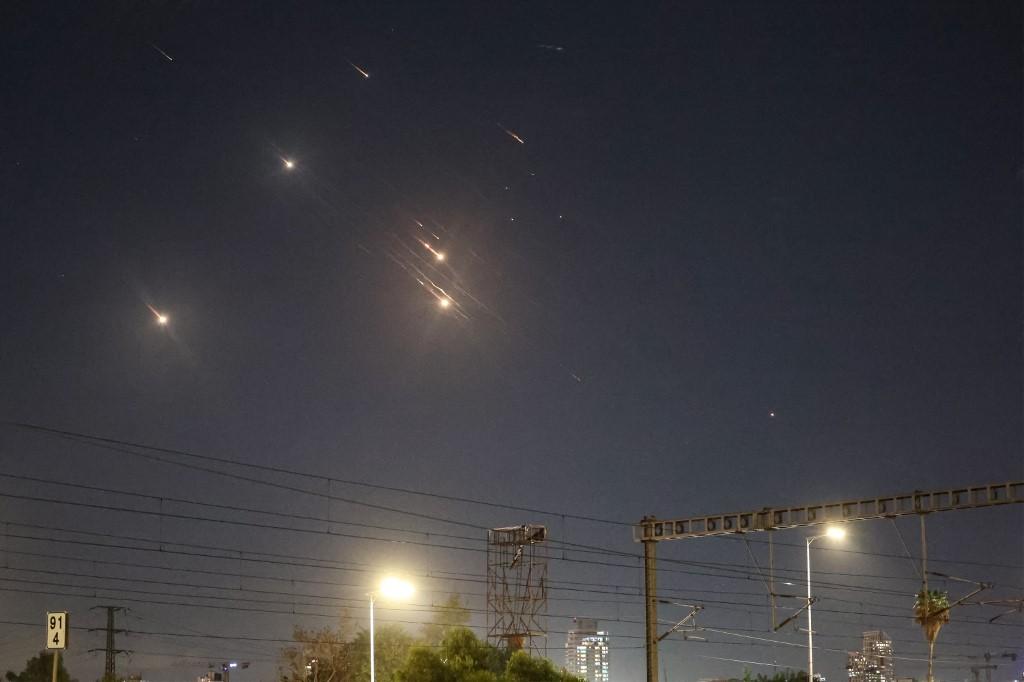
[280,598,575,682]
[753,671,808,682]
[420,595,471,646]
[397,629,579,682]
[280,620,413,682]
[5,652,74,682]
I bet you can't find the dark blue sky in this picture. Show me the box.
[1,3,1021,682]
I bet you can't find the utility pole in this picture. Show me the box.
[642,517,658,682]
[89,606,128,682]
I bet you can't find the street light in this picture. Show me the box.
[806,526,846,682]
[369,577,414,682]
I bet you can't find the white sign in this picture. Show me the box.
[46,612,68,650]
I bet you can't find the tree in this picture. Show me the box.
[396,629,575,682]
[504,651,578,682]
[280,615,415,682]
[280,620,355,682]
[439,628,506,676]
[914,589,950,682]
[5,652,74,682]
[396,648,454,682]
[348,625,416,682]
[754,671,807,682]
[421,595,471,646]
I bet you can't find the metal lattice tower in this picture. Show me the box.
[88,605,128,682]
[487,524,548,655]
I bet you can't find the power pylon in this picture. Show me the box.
[89,606,130,681]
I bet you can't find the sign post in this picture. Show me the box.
[46,612,68,682]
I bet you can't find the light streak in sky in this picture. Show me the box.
[384,244,468,319]
[497,123,525,144]
[413,218,441,240]
[282,158,295,170]
[151,44,174,62]
[146,304,169,325]
[347,60,370,79]
[420,240,446,262]
[536,44,565,52]
[412,241,499,321]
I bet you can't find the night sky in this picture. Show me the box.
[1,3,1021,682]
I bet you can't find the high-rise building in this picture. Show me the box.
[565,618,610,682]
[847,631,895,682]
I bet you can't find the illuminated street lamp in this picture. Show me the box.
[806,526,846,682]
[369,577,414,682]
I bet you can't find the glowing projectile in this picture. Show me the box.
[420,240,446,262]
[151,43,174,62]
[347,60,370,79]
[497,123,525,144]
[146,304,169,325]
[282,158,295,170]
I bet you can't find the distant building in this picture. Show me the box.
[847,631,895,682]
[565,618,610,682]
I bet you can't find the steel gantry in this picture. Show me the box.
[634,480,1024,682]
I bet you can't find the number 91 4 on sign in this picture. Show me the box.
[46,612,68,650]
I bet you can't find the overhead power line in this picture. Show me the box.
[8,422,631,526]
[8,424,1020,573]
[2,473,1013,592]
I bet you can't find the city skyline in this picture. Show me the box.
[566,618,611,682]
[847,631,896,682]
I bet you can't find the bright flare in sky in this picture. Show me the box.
[438,297,451,309]
[348,60,370,79]
[421,240,446,262]
[497,123,525,144]
[283,158,295,169]
[146,304,168,325]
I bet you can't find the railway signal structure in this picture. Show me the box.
[634,481,1024,682]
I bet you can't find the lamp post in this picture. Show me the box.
[806,526,846,682]
[369,577,414,682]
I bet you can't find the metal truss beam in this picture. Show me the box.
[635,481,1023,542]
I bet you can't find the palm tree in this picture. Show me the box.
[914,589,950,682]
